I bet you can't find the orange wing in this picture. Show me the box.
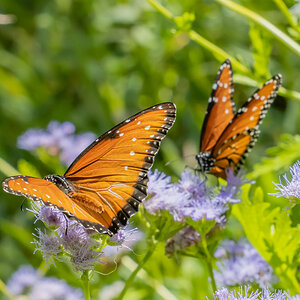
[200,59,235,153]
[3,102,176,235]
[210,74,282,179]
[2,176,109,234]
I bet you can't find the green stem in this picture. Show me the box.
[0,280,15,300]
[147,0,300,100]
[234,74,300,101]
[81,271,91,300]
[147,0,250,75]
[216,0,300,56]
[200,232,217,292]
[0,157,19,177]
[118,241,158,300]
[273,0,300,35]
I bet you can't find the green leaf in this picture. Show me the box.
[249,22,272,78]
[174,12,195,32]
[143,209,186,242]
[249,134,300,179]
[233,185,300,294]
[17,159,41,178]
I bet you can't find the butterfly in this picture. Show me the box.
[2,102,176,236]
[196,59,282,179]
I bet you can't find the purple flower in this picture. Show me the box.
[213,286,298,300]
[30,203,140,271]
[7,265,40,295]
[17,121,96,166]
[271,161,300,203]
[33,229,62,263]
[214,239,275,288]
[145,169,247,224]
[103,226,143,257]
[7,265,83,300]
[30,203,102,271]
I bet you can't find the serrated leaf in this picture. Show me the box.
[233,185,300,294]
[249,22,272,78]
[249,134,300,179]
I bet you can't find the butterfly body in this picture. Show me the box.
[197,59,281,179]
[3,102,176,236]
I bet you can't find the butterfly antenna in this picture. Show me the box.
[62,214,69,235]
[164,154,196,167]
[20,199,25,211]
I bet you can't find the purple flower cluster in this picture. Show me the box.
[214,239,275,288]
[32,204,101,271]
[145,168,246,224]
[7,265,83,300]
[18,121,96,166]
[271,161,300,203]
[30,203,141,271]
[214,286,299,300]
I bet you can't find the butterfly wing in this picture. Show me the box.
[209,74,282,178]
[3,103,176,235]
[64,102,176,234]
[200,59,235,153]
[2,175,108,234]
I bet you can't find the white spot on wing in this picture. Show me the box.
[145,125,150,130]
[119,133,124,136]
[132,138,136,141]
[130,151,135,156]
[137,121,141,125]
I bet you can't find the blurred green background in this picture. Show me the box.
[0,0,300,298]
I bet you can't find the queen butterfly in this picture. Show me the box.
[196,59,282,179]
[2,103,176,236]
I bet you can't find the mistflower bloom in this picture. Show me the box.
[214,239,275,288]
[7,265,40,295]
[213,286,298,300]
[17,120,96,165]
[271,161,300,203]
[7,265,83,300]
[103,226,143,257]
[31,203,103,271]
[145,168,247,224]
[33,229,62,263]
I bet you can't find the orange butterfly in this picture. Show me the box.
[3,103,176,235]
[196,59,282,179]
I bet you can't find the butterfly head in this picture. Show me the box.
[196,152,216,173]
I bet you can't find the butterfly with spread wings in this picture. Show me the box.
[2,102,176,236]
[196,59,282,179]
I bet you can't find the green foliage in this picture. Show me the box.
[249,23,272,78]
[233,185,300,294]
[249,134,300,179]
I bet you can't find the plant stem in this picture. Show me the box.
[118,242,158,300]
[147,0,300,101]
[200,232,217,292]
[146,0,250,75]
[216,0,300,56]
[81,271,91,300]
[273,0,300,35]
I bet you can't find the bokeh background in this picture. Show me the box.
[0,0,300,299]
